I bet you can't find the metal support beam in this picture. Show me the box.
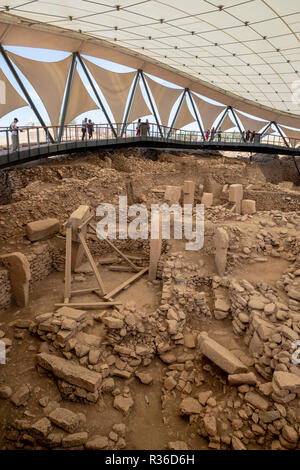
[0,43,54,143]
[187,89,205,140]
[167,89,187,138]
[76,53,117,138]
[140,71,163,138]
[214,106,229,133]
[272,121,289,148]
[260,121,272,137]
[229,106,245,140]
[57,52,77,143]
[121,70,140,137]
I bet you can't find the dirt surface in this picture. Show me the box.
[0,148,299,451]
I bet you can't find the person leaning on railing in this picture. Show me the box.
[9,118,23,151]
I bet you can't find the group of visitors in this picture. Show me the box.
[136,119,150,136]
[81,117,94,140]
[244,130,257,142]
[205,127,223,142]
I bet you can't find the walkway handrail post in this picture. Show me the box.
[5,129,9,158]
[139,71,164,138]
[76,53,117,139]
[121,70,141,138]
[0,43,54,144]
[57,52,77,143]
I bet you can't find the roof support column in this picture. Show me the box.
[214,106,229,133]
[77,53,117,138]
[229,106,245,140]
[167,89,187,138]
[272,121,289,148]
[121,70,140,138]
[187,89,205,140]
[260,122,272,137]
[0,43,54,143]
[140,71,163,138]
[57,52,76,143]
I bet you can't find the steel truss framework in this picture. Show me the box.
[0,44,298,145]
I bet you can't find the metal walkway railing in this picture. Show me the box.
[1,123,300,170]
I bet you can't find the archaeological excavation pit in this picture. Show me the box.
[0,148,299,452]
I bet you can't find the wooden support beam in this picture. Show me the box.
[103,267,148,300]
[64,223,72,303]
[78,232,106,296]
[55,302,122,309]
[108,265,134,272]
[89,223,140,272]
[71,287,100,294]
[78,214,95,231]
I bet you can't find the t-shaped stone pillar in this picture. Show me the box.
[183,180,196,206]
[242,200,256,215]
[149,214,162,281]
[201,193,213,207]
[214,227,229,277]
[1,252,31,307]
[229,184,243,214]
[164,186,182,205]
[69,205,91,270]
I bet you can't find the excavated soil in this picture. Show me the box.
[0,148,299,451]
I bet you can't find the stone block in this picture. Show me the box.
[229,184,243,214]
[242,200,256,215]
[183,180,196,205]
[214,227,229,277]
[26,218,59,242]
[229,184,243,203]
[201,193,213,207]
[198,332,248,374]
[48,407,81,433]
[164,186,182,204]
[37,353,102,392]
[0,252,31,307]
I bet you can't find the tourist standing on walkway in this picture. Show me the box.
[136,119,141,136]
[146,119,150,135]
[205,129,210,141]
[250,130,256,142]
[9,118,22,151]
[81,117,88,140]
[246,130,250,142]
[210,127,216,141]
[88,119,94,140]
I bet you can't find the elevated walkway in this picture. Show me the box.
[1,124,300,172]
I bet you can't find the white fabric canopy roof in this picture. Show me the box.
[64,69,98,124]
[0,2,300,129]
[1,1,300,118]
[235,110,268,132]
[127,82,152,124]
[83,58,136,124]
[8,52,71,126]
[145,75,183,127]
[173,97,195,130]
[0,68,27,118]
[192,93,225,130]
